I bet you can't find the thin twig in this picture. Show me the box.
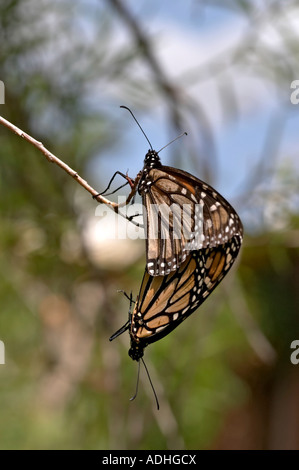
[0,115,120,211]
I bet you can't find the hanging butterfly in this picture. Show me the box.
[96,106,243,277]
[110,233,243,409]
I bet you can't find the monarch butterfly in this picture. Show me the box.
[97,106,243,277]
[110,233,243,408]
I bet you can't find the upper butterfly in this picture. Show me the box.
[97,106,243,276]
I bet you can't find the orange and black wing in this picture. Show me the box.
[142,166,243,276]
[129,234,242,357]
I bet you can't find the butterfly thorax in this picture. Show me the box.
[144,149,161,169]
[137,149,161,195]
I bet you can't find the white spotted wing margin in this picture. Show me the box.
[129,234,243,352]
[139,165,243,277]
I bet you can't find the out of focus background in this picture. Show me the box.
[0,0,299,450]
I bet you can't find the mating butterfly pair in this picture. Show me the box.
[98,107,243,408]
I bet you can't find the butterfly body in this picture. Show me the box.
[135,149,161,194]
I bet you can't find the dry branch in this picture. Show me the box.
[0,114,121,211]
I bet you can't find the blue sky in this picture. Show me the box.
[80,0,299,260]
[85,0,299,237]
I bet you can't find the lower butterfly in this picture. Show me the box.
[110,234,243,409]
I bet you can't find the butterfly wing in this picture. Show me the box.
[129,234,242,353]
[141,166,243,276]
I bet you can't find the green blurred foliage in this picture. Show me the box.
[0,0,299,450]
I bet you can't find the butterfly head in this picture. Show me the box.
[144,149,161,170]
[128,342,144,361]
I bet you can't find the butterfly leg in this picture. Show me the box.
[126,213,143,228]
[109,320,130,341]
[109,291,135,341]
[93,171,135,199]
[117,192,145,228]
[94,171,144,227]
[116,211,144,228]
[117,290,136,304]
[101,180,130,197]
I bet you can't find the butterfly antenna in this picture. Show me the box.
[141,357,160,411]
[157,132,188,154]
[120,105,153,151]
[130,359,141,402]
[129,358,159,410]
